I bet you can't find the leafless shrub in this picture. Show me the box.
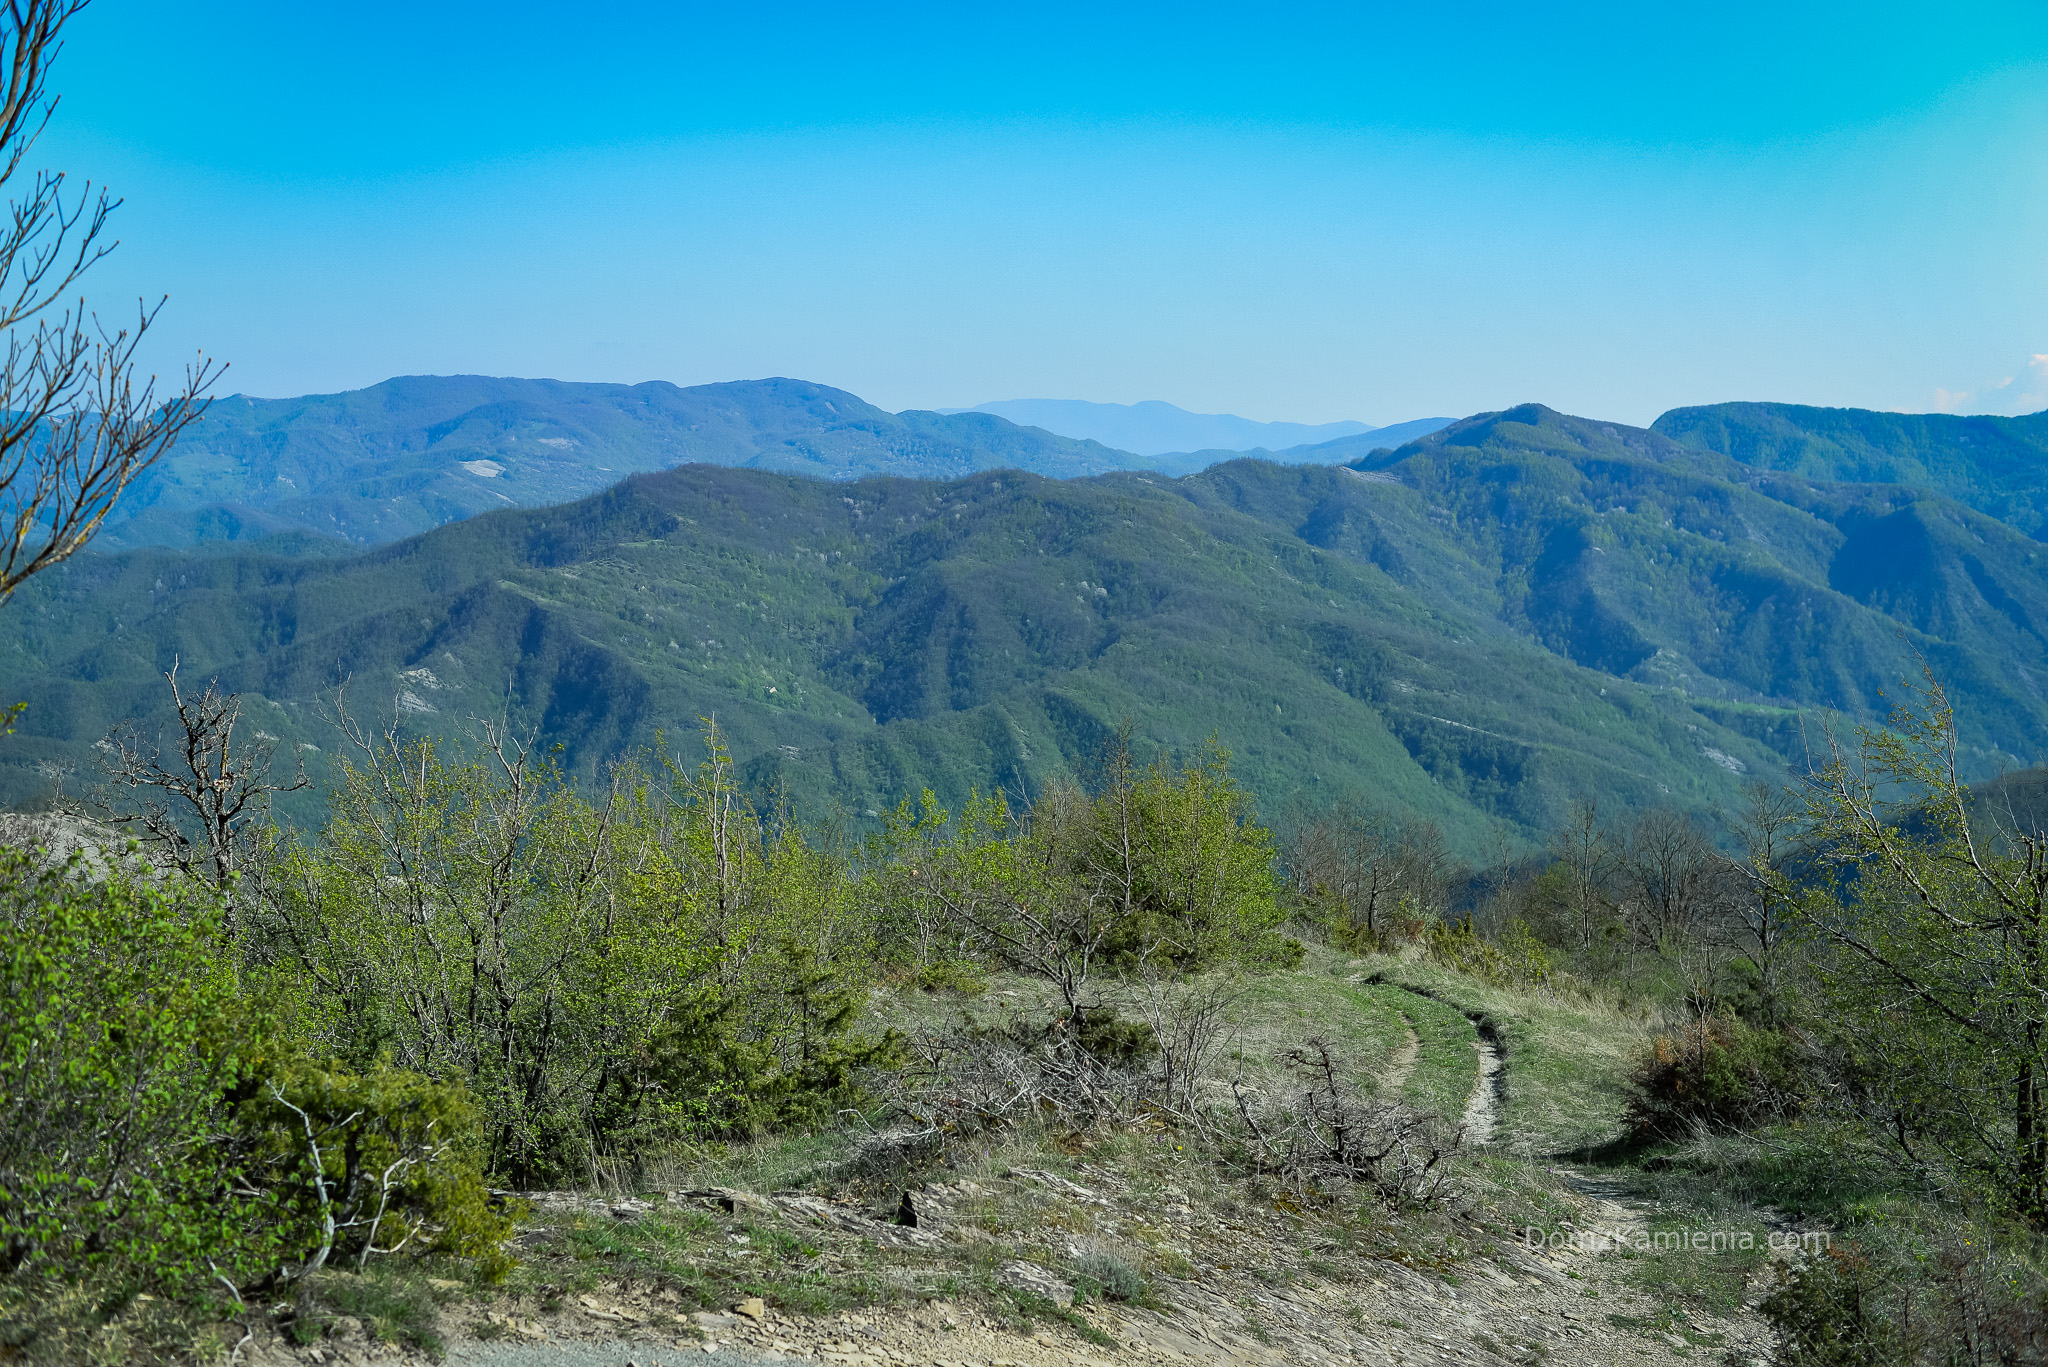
[1130,970,1241,1126]
[892,1007,1158,1136]
[1232,1037,1462,1211]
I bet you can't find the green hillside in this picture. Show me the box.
[1653,400,2048,538]
[10,404,2048,850]
[99,375,1152,550]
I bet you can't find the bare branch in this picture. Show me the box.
[0,1,221,605]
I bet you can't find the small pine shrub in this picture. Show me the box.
[243,1058,514,1279]
[1624,1016,1809,1138]
[1073,1007,1160,1069]
[1761,1247,1907,1365]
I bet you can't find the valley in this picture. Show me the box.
[11,399,2048,849]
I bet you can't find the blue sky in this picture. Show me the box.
[41,1,2048,424]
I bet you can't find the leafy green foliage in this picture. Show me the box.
[249,1058,513,1278]
[867,738,1289,1023]
[1790,677,2048,1226]
[261,718,893,1182]
[1425,917,1552,988]
[0,847,502,1322]
[0,848,254,1294]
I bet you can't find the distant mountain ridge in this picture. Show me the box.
[99,375,1155,551]
[958,397,1450,458]
[1140,417,1459,476]
[14,401,2048,852]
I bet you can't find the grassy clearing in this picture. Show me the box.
[1352,951,1651,1155]
[1378,987,1478,1123]
[1224,954,1414,1099]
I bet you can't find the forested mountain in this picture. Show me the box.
[12,403,2048,850]
[96,375,1153,550]
[1654,400,2048,538]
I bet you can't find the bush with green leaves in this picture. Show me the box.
[1792,678,2048,1227]
[259,716,893,1183]
[0,846,504,1317]
[1623,1016,1810,1139]
[0,847,258,1294]
[244,1058,513,1280]
[1759,1229,2048,1366]
[871,735,1294,1016]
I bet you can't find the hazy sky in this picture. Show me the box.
[41,1,2048,425]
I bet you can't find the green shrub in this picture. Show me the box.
[1624,1016,1809,1139]
[0,848,264,1295]
[1760,1247,1908,1365]
[1426,917,1552,988]
[0,848,508,1312]
[642,942,900,1143]
[265,723,891,1185]
[1756,1221,2048,1366]
[243,1058,514,1279]
[1073,1007,1160,1069]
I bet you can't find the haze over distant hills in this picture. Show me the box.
[16,400,2048,851]
[956,397,1452,459]
[97,375,1158,551]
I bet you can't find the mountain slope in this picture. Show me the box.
[0,465,1796,849]
[1345,404,2048,764]
[14,404,2048,848]
[100,375,1150,550]
[1653,401,2048,538]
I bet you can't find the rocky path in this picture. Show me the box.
[360,1166,1775,1367]
[1458,1028,1505,1148]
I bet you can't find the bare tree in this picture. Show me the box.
[1544,796,1618,951]
[1285,798,1449,946]
[1724,780,1801,1022]
[1231,1037,1462,1210]
[101,660,307,927]
[0,0,219,605]
[1617,807,1724,974]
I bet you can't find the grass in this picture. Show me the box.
[1379,985,1479,1122]
[1225,951,1415,1099]
[516,1205,906,1319]
[1351,949,1651,1154]
[1000,1289,1119,1348]
[302,1262,457,1358]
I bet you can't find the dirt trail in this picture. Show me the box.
[248,988,1778,1367]
[349,1168,1778,1367]
[1377,1020,1420,1094]
[1458,1029,1505,1147]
